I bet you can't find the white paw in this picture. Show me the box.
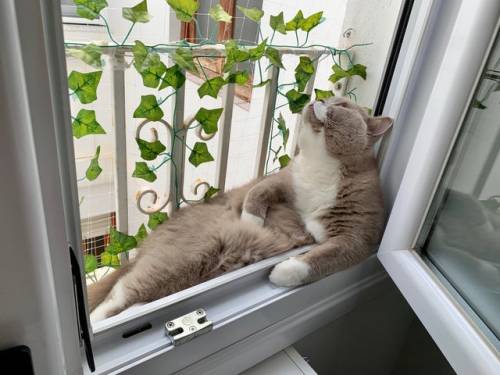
[241,209,264,227]
[269,258,311,287]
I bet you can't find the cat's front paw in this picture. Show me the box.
[241,209,264,227]
[269,258,311,287]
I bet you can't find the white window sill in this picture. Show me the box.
[86,249,388,374]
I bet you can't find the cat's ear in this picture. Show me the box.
[367,116,393,138]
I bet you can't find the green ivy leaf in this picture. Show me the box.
[148,212,168,230]
[300,11,323,32]
[132,161,157,182]
[472,99,487,109]
[204,186,220,200]
[195,107,223,134]
[237,5,263,22]
[134,223,148,243]
[140,61,167,88]
[172,48,198,74]
[123,0,151,23]
[84,254,98,273]
[136,138,166,160]
[105,228,137,255]
[265,47,284,69]
[68,70,102,104]
[100,251,120,267]
[133,95,164,121]
[198,76,226,98]
[277,113,289,151]
[72,109,106,139]
[66,43,103,68]
[285,10,304,31]
[278,154,291,169]
[159,64,186,89]
[248,39,267,61]
[189,142,214,167]
[74,0,108,20]
[226,70,249,85]
[209,4,232,23]
[166,0,199,22]
[133,40,161,73]
[223,40,250,72]
[314,89,335,101]
[86,146,103,181]
[295,56,315,92]
[270,12,286,35]
[329,64,367,83]
[285,89,310,113]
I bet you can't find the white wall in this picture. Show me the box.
[339,0,403,108]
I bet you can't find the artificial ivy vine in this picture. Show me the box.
[67,0,367,274]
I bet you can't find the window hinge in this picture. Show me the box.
[165,309,213,345]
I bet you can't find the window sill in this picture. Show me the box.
[87,249,388,374]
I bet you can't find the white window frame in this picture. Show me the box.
[1,0,463,374]
[378,0,500,374]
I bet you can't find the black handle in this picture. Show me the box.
[70,247,96,372]
[0,345,35,375]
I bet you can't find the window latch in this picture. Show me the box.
[165,309,213,345]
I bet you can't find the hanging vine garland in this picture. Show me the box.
[67,0,369,274]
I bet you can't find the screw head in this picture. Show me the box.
[196,309,204,315]
[189,326,196,332]
[166,321,175,328]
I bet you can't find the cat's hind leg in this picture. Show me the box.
[90,278,135,323]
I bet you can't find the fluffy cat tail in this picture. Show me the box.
[86,264,131,312]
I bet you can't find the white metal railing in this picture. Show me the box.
[74,44,340,252]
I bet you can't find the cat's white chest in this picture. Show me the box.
[292,155,342,243]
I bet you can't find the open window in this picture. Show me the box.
[59,1,418,372]
[0,0,447,373]
[378,1,500,373]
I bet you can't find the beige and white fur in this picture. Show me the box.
[89,97,393,322]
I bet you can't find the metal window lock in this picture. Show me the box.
[165,309,213,345]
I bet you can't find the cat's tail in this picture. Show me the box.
[86,264,131,312]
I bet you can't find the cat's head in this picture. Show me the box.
[299,97,393,159]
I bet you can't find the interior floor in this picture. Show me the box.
[293,280,456,375]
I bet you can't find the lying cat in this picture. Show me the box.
[89,97,393,322]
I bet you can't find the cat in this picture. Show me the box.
[88,97,393,322]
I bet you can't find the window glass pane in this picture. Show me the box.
[419,31,500,341]
[61,0,405,324]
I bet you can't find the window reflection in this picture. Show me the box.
[420,33,500,340]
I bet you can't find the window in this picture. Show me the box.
[378,1,500,373]
[0,0,432,373]
[59,0,412,372]
[182,0,263,105]
[417,30,500,343]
